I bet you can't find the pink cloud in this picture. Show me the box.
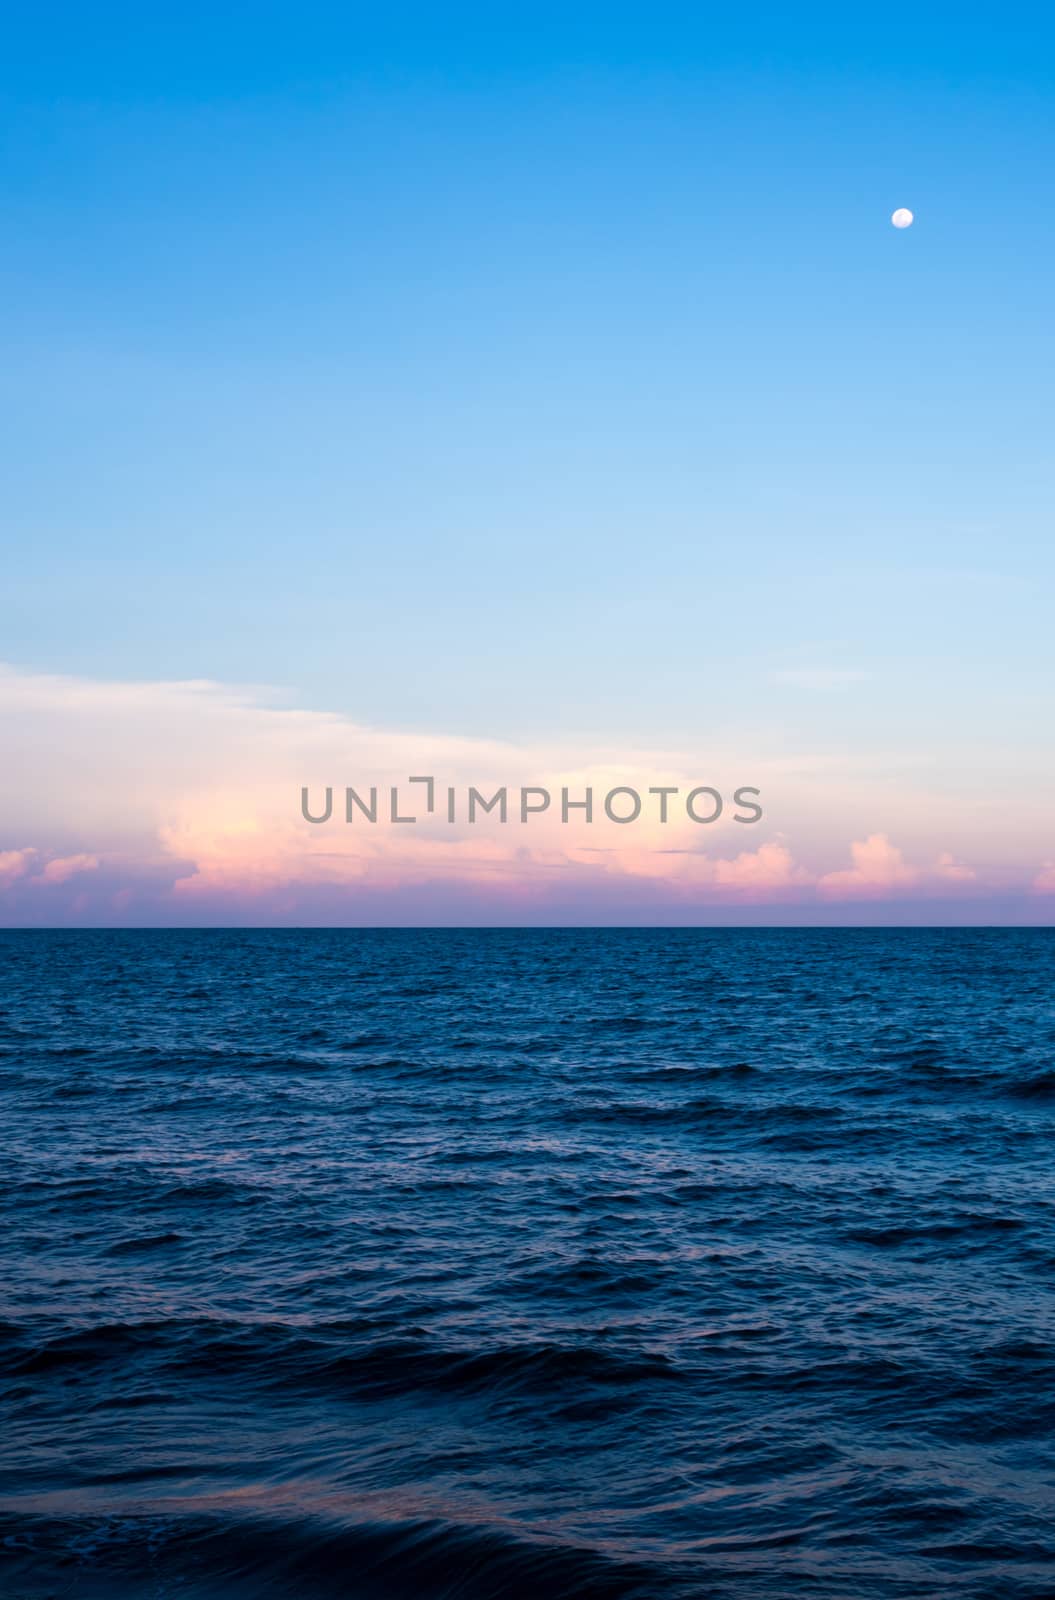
[38,853,100,885]
[934,851,975,883]
[711,842,809,893]
[0,663,1040,925]
[818,838,980,900]
[818,834,919,899]
[0,847,103,893]
[0,847,37,885]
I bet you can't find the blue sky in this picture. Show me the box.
[1,5,1053,922]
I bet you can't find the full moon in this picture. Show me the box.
[891,208,914,229]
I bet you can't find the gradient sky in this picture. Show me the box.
[2,4,1053,923]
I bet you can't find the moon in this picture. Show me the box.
[891,208,914,229]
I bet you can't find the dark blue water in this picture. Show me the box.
[1,929,1053,1599]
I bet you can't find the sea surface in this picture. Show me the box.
[1,928,1053,1599]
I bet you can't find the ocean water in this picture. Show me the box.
[1,927,1053,1599]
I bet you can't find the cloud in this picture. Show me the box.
[0,847,100,890]
[710,842,810,893]
[934,851,975,883]
[0,661,798,919]
[1033,863,1055,894]
[38,853,100,885]
[0,847,37,884]
[0,661,1037,925]
[818,836,981,900]
[818,834,920,898]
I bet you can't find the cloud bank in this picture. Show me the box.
[0,663,1049,925]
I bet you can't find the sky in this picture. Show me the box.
[1,3,1053,924]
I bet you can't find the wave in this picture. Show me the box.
[2,1320,678,1402]
[0,1508,675,1600]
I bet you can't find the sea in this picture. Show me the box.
[1,928,1053,1599]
